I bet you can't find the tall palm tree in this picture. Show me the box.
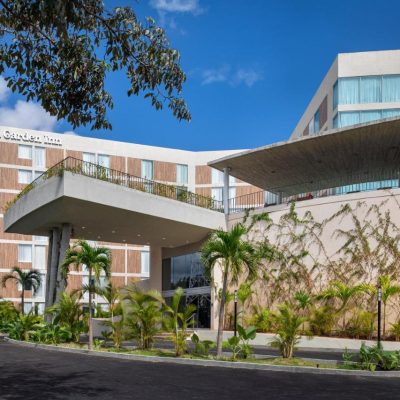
[317,281,367,331]
[201,223,258,357]
[2,267,42,314]
[93,281,121,320]
[62,240,111,350]
[374,276,400,338]
[294,290,313,332]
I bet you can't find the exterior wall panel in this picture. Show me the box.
[46,148,64,167]
[195,165,211,184]
[0,142,31,166]
[111,249,125,273]
[127,158,141,177]
[127,250,141,273]
[154,161,176,182]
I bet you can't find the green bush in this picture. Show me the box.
[390,320,400,341]
[223,324,257,360]
[191,333,215,356]
[248,306,271,333]
[357,344,400,371]
[309,306,335,336]
[345,309,374,339]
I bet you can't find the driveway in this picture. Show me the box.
[0,341,398,399]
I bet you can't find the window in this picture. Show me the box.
[229,175,236,184]
[382,75,400,102]
[141,160,153,180]
[141,251,150,275]
[83,152,96,164]
[211,187,223,202]
[360,110,382,124]
[18,145,32,160]
[34,245,46,269]
[34,147,46,169]
[82,276,89,300]
[383,109,400,118]
[34,171,43,180]
[313,109,320,134]
[98,154,110,169]
[33,274,45,298]
[18,169,32,184]
[308,119,314,135]
[98,276,108,288]
[18,244,32,263]
[339,111,360,128]
[211,168,224,185]
[360,76,381,103]
[333,80,338,110]
[23,303,33,314]
[228,186,236,199]
[333,113,339,129]
[176,164,188,185]
[338,77,359,104]
[33,235,48,243]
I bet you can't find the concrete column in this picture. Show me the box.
[210,261,223,331]
[55,223,72,304]
[223,167,230,215]
[46,228,60,309]
[277,191,283,205]
[45,231,54,309]
[149,246,163,293]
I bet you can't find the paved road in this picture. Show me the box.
[0,341,398,400]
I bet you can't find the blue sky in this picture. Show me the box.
[1,0,400,150]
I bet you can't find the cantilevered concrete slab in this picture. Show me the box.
[4,172,227,247]
[209,118,400,196]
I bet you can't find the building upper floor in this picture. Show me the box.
[290,50,400,139]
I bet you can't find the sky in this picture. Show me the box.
[1,0,400,151]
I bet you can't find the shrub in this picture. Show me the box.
[191,333,215,356]
[224,324,257,360]
[5,313,43,341]
[249,306,271,333]
[357,344,400,371]
[390,320,400,341]
[345,309,374,339]
[309,306,335,336]
[270,304,306,358]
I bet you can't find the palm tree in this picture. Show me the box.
[201,223,258,357]
[294,290,313,332]
[122,285,162,350]
[94,281,121,320]
[62,240,111,350]
[45,291,85,342]
[317,281,367,331]
[162,287,196,356]
[374,276,400,338]
[2,267,42,314]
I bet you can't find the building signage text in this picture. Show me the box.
[1,130,62,146]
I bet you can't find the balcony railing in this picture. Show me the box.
[228,171,400,214]
[5,157,224,213]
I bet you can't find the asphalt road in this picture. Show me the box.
[0,341,399,400]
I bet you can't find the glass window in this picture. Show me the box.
[333,113,339,128]
[82,276,89,300]
[34,171,43,180]
[23,303,33,314]
[333,80,338,110]
[33,235,48,243]
[308,118,314,135]
[34,147,46,169]
[338,77,359,104]
[382,109,400,118]
[229,175,235,184]
[360,76,381,103]
[83,152,96,164]
[360,110,382,123]
[33,274,45,298]
[141,251,150,275]
[18,244,32,263]
[313,109,320,134]
[211,187,223,202]
[141,160,153,180]
[228,186,236,199]
[382,75,400,102]
[98,154,110,169]
[339,112,360,128]
[18,145,32,160]
[176,164,188,186]
[18,169,32,184]
[34,245,46,269]
[211,168,224,185]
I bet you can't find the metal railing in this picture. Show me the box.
[8,157,224,213]
[228,171,400,214]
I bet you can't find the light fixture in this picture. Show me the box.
[122,239,126,242]
[97,235,101,239]
[82,226,86,230]
[137,234,141,237]
[162,237,166,240]
[111,230,116,234]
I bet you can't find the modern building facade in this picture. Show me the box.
[2,49,400,329]
[0,128,260,320]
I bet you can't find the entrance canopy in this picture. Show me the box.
[4,172,226,247]
[209,118,400,196]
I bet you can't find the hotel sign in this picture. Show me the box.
[0,130,62,146]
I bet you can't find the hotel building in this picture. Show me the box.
[3,49,400,329]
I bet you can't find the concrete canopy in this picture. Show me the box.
[4,172,226,247]
[209,118,400,196]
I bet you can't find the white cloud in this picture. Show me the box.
[0,100,57,131]
[63,130,78,136]
[150,0,202,14]
[233,69,263,88]
[0,76,10,103]
[201,66,230,85]
[201,66,262,88]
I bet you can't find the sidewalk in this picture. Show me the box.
[195,329,400,351]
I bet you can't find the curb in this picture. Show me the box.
[4,338,400,377]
